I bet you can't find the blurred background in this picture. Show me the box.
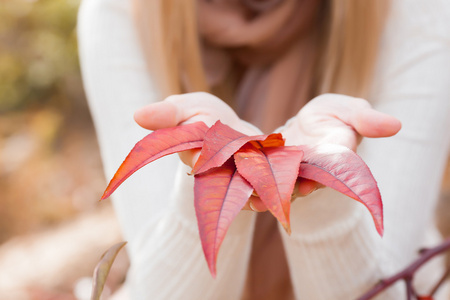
[0,0,449,299]
[0,0,127,299]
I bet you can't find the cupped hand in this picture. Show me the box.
[134,92,266,212]
[134,92,262,166]
[278,93,401,149]
[134,93,401,213]
[278,93,402,197]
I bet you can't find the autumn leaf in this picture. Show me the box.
[192,120,284,175]
[234,144,304,234]
[101,121,385,278]
[101,122,208,200]
[194,160,253,277]
[249,133,285,149]
[298,144,384,236]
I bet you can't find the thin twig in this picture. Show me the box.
[429,266,450,296]
[357,237,450,300]
[405,276,415,300]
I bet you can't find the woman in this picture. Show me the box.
[78,0,450,299]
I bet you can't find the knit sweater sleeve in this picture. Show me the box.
[77,0,256,299]
[77,0,177,245]
[281,0,450,299]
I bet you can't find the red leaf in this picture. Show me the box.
[298,144,384,236]
[234,145,304,234]
[192,121,284,175]
[194,160,253,277]
[249,133,285,149]
[101,122,208,200]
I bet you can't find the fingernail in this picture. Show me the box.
[249,202,258,212]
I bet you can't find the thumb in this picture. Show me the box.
[353,108,402,138]
[134,101,180,130]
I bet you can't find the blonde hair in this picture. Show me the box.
[133,0,389,100]
[320,1,389,97]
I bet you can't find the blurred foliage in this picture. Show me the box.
[0,0,81,113]
[0,2,122,296]
[0,0,107,244]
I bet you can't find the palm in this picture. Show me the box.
[279,94,401,151]
[134,92,401,211]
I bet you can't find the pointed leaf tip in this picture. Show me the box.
[234,145,303,232]
[102,122,208,200]
[298,144,384,236]
[194,160,253,277]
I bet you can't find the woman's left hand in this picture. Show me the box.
[278,93,402,196]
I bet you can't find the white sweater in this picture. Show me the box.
[78,0,450,299]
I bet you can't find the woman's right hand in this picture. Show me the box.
[134,92,262,165]
[134,92,267,211]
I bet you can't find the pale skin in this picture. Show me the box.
[134,92,402,212]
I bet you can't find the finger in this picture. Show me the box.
[242,196,268,212]
[306,94,402,139]
[134,101,180,130]
[297,178,320,196]
[134,93,220,130]
[135,92,238,130]
[353,108,402,138]
[167,93,262,135]
[324,95,401,138]
[178,149,201,168]
[250,196,268,212]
